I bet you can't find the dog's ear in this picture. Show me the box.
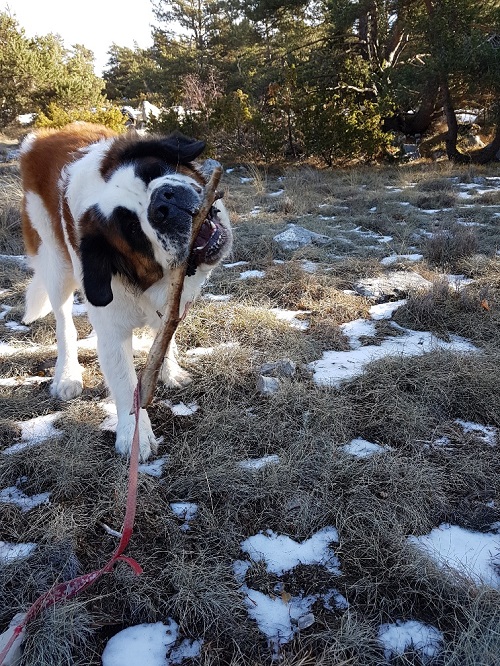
[80,234,115,307]
[114,132,206,166]
[160,132,206,162]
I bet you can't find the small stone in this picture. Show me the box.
[256,375,280,395]
[260,359,296,378]
[273,224,332,251]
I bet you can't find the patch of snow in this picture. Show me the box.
[273,224,332,251]
[242,588,317,649]
[102,619,202,666]
[4,321,30,332]
[0,486,50,512]
[309,326,476,387]
[323,589,349,611]
[0,254,27,265]
[202,293,232,302]
[378,620,444,663]
[455,419,497,446]
[369,300,407,320]
[77,331,98,350]
[381,254,423,267]
[408,523,500,589]
[340,319,376,349]
[268,189,284,197]
[239,455,280,470]
[445,274,474,289]
[239,270,266,280]
[139,455,169,477]
[301,260,318,273]
[186,342,239,357]
[72,301,87,316]
[170,502,198,531]
[342,438,391,458]
[241,527,341,576]
[162,400,199,416]
[224,261,249,268]
[0,341,20,356]
[3,413,64,455]
[0,541,37,564]
[270,308,310,331]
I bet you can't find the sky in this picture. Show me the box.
[5,0,158,75]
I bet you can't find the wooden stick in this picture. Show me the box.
[139,166,223,408]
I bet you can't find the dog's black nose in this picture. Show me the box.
[148,183,201,229]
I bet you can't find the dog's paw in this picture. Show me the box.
[115,409,158,461]
[159,360,193,389]
[51,377,83,401]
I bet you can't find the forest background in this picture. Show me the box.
[2,0,500,166]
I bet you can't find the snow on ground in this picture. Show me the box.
[309,325,476,387]
[0,486,50,512]
[102,619,202,666]
[223,261,249,268]
[342,438,392,458]
[239,269,266,280]
[202,293,232,302]
[380,253,423,267]
[0,541,36,564]
[162,400,199,416]
[170,502,198,531]
[2,413,63,455]
[234,527,345,654]
[408,523,500,589]
[455,419,497,446]
[270,308,311,331]
[378,620,444,664]
[369,300,407,320]
[240,527,341,575]
[138,455,170,477]
[239,454,280,470]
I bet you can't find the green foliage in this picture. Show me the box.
[5,1,500,163]
[298,95,392,166]
[0,10,106,127]
[35,103,127,131]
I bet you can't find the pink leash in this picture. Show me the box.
[0,382,144,666]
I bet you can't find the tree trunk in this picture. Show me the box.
[440,78,500,164]
[406,79,440,134]
[440,78,470,163]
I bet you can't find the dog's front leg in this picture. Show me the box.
[90,310,158,460]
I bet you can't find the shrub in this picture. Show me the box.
[35,103,127,132]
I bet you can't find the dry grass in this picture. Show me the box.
[1,156,500,665]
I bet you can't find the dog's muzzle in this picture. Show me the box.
[148,183,201,235]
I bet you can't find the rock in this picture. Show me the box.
[354,271,432,301]
[260,359,296,378]
[273,224,332,251]
[256,375,280,396]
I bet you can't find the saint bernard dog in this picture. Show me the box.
[20,122,232,461]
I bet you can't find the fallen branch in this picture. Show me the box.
[139,166,223,408]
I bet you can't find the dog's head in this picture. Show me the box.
[66,131,232,307]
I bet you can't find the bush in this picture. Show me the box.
[35,103,127,132]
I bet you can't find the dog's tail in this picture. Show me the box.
[23,263,52,324]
